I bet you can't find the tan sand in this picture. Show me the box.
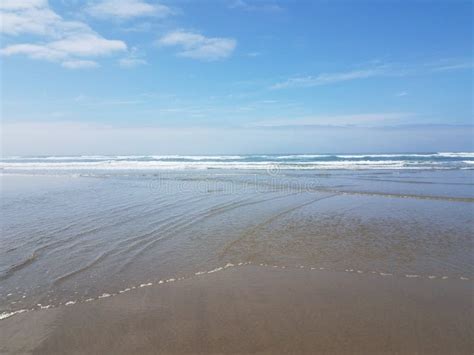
[0,266,472,354]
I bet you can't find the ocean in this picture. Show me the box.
[1,152,474,170]
[1,152,473,321]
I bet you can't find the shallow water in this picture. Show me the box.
[1,167,473,317]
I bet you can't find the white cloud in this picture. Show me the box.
[0,0,127,68]
[271,67,388,89]
[1,34,126,66]
[1,43,67,61]
[0,1,90,37]
[159,30,236,61]
[86,0,173,19]
[396,91,408,97]
[0,0,46,11]
[49,34,126,56]
[61,60,99,69]
[0,5,62,36]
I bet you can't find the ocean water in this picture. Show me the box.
[1,152,474,170]
[1,153,473,319]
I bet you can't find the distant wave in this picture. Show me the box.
[1,152,473,170]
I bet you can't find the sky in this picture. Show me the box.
[1,0,473,155]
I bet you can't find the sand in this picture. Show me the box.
[0,265,472,354]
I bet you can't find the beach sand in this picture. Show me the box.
[1,265,472,354]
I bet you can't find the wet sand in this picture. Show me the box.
[1,265,472,354]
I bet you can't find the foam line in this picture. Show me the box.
[1,262,471,321]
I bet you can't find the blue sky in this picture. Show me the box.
[1,0,473,155]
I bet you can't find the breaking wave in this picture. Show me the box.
[1,152,473,170]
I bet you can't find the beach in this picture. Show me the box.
[1,154,473,353]
[2,0,472,352]
[1,265,472,354]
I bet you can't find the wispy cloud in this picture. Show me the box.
[396,91,408,97]
[246,51,261,57]
[429,59,473,72]
[228,0,284,12]
[271,58,473,90]
[74,94,87,102]
[158,30,237,61]
[118,47,147,67]
[271,67,389,89]
[119,57,146,68]
[61,59,99,69]
[249,112,416,128]
[1,35,126,64]
[0,0,127,68]
[86,0,173,20]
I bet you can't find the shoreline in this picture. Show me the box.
[1,265,472,354]
[2,262,471,322]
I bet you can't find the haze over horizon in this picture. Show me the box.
[1,0,472,155]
